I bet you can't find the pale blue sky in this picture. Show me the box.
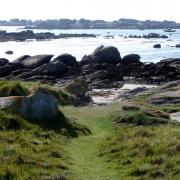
[1,0,180,22]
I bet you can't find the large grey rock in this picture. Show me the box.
[64,78,88,98]
[54,54,77,66]
[35,60,68,77]
[0,65,14,77]
[20,55,53,69]
[92,45,121,64]
[12,55,31,64]
[122,54,141,65]
[81,45,121,64]
[0,90,59,121]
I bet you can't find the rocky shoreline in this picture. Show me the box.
[0,30,173,42]
[0,45,179,89]
[0,30,97,42]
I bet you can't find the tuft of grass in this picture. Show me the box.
[0,80,78,106]
[0,81,29,97]
[114,105,169,125]
[160,105,180,113]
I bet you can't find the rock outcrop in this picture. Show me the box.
[0,89,59,121]
[81,45,121,65]
[19,55,53,69]
[0,45,179,87]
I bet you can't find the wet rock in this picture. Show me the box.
[122,54,141,65]
[0,58,9,66]
[35,60,68,77]
[0,65,14,77]
[54,54,77,66]
[20,54,53,69]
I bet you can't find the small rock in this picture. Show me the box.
[31,140,42,145]
[5,50,14,55]
[153,44,161,48]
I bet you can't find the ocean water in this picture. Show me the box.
[0,26,180,62]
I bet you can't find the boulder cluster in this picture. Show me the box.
[0,45,180,88]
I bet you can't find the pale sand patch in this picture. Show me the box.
[121,84,157,90]
[90,84,157,104]
[170,112,180,122]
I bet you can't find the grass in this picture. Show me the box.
[96,93,180,179]
[0,80,179,179]
[98,124,180,179]
[0,80,78,105]
[0,80,91,179]
[0,109,91,179]
[160,105,180,113]
[0,81,29,97]
[0,129,69,179]
[61,105,121,179]
[113,105,170,125]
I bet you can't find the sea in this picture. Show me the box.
[1,26,180,63]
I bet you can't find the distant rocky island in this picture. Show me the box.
[1,18,180,29]
[0,30,96,42]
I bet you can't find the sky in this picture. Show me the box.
[1,0,180,22]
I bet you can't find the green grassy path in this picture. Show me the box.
[62,106,120,180]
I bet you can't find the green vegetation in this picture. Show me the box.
[0,80,78,105]
[0,80,179,179]
[0,80,90,179]
[160,105,180,113]
[0,128,69,179]
[61,105,121,179]
[0,81,29,97]
[98,124,180,179]
[114,105,169,125]
[96,95,180,179]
